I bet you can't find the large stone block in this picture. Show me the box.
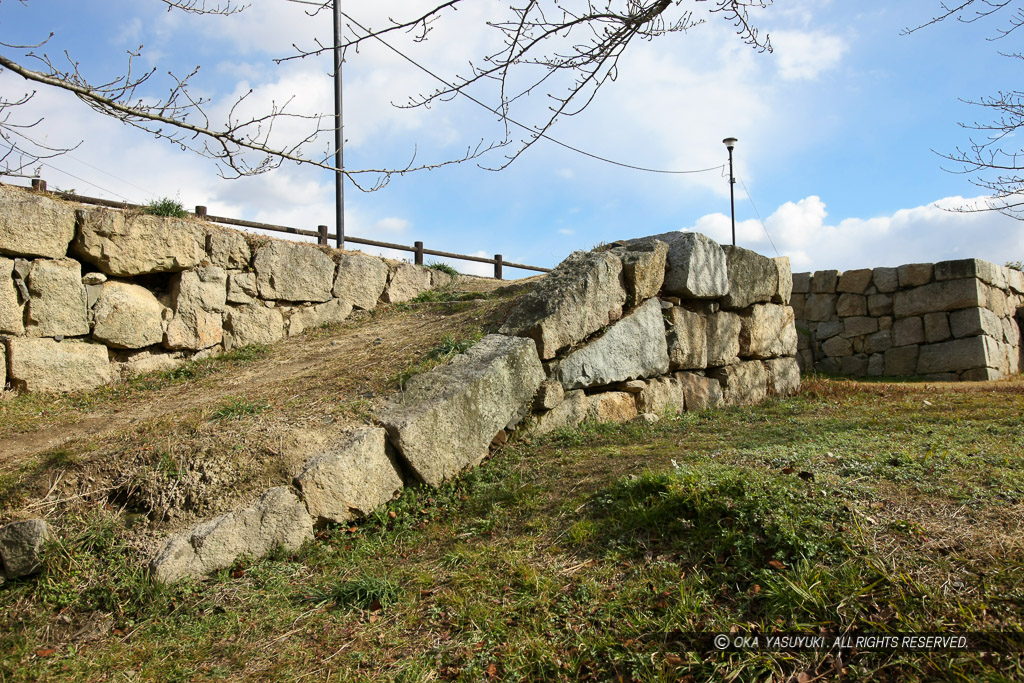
[164,267,227,351]
[675,371,724,411]
[383,262,432,304]
[867,293,893,317]
[7,338,112,392]
[653,231,728,298]
[950,307,1004,339]
[804,293,837,322]
[864,330,892,355]
[872,267,899,293]
[74,209,206,276]
[893,317,924,347]
[92,281,165,349]
[709,360,769,406]
[556,297,669,390]
[897,263,933,288]
[666,306,707,370]
[985,285,1011,317]
[934,258,1006,289]
[375,335,544,486]
[0,185,76,259]
[499,250,625,360]
[227,272,258,304]
[812,270,840,293]
[772,257,793,304]
[917,337,1001,374]
[1008,267,1024,294]
[893,279,986,318]
[149,486,313,583]
[253,240,335,303]
[840,354,869,377]
[636,376,686,415]
[530,389,587,436]
[884,345,919,376]
[721,245,777,310]
[0,519,50,579]
[611,239,667,306]
[293,428,404,525]
[205,227,252,269]
[923,312,951,343]
[585,391,639,423]
[223,304,284,350]
[706,310,742,366]
[815,320,843,340]
[836,293,867,318]
[333,252,390,310]
[837,268,872,294]
[791,272,811,294]
[287,298,353,336]
[821,335,853,357]
[764,357,800,396]
[26,258,88,337]
[0,257,24,335]
[739,303,797,359]
[843,316,878,337]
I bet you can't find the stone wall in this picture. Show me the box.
[150,231,802,582]
[792,260,1024,380]
[0,183,452,393]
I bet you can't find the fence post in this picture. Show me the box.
[318,225,329,246]
[31,179,47,193]
[414,241,424,266]
[494,254,503,280]
[195,205,208,219]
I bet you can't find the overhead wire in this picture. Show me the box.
[738,175,780,257]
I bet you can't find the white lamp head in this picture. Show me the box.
[722,137,738,150]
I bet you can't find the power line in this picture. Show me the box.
[341,11,724,176]
[738,175,780,258]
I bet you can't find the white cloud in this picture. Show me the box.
[771,30,848,80]
[376,217,410,233]
[558,228,575,235]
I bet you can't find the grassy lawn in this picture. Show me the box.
[2,377,1023,681]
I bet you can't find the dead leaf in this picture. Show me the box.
[751,584,762,594]
[231,567,246,579]
[486,662,497,678]
[35,648,56,658]
[368,614,380,624]
[665,654,685,667]
[797,673,812,683]
[367,599,383,612]
[782,467,795,475]
[767,560,786,570]
[388,510,397,519]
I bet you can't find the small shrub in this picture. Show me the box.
[426,261,460,277]
[1007,260,1022,272]
[145,197,189,218]
[209,397,268,421]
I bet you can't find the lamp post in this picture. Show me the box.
[333,0,345,249]
[723,137,737,247]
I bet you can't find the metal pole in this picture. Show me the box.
[333,0,345,249]
[728,146,736,247]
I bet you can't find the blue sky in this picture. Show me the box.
[2,0,1023,277]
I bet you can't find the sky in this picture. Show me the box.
[2,0,1023,278]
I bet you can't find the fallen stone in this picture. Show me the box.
[721,245,778,310]
[164,267,227,351]
[0,185,76,259]
[499,250,625,360]
[0,519,50,579]
[950,307,1003,339]
[333,252,390,310]
[26,258,89,337]
[893,279,986,317]
[636,376,686,415]
[254,240,335,303]
[530,389,587,436]
[610,240,668,306]
[111,348,184,378]
[772,256,793,304]
[534,380,565,410]
[74,208,206,277]
[205,228,252,269]
[837,269,873,294]
[223,305,284,350]
[706,310,742,366]
[666,306,708,370]
[0,257,24,335]
[636,413,660,424]
[655,231,729,298]
[375,335,544,486]
[293,428,404,525]
[709,361,769,406]
[934,258,1006,289]
[739,304,797,359]
[585,391,639,423]
[382,263,432,304]
[674,371,724,411]
[6,338,112,392]
[149,486,313,583]
[91,281,166,349]
[811,270,840,293]
[917,337,1001,374]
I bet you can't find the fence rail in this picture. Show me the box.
[22,179,551,280]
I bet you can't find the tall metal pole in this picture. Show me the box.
[333,0,345,249]
[728,146,736,247]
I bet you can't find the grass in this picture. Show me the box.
[144,197,189,219]
[208,397,268,421]
[2,377,1023,680]
[426,262,460,277]
[392,331,484,388]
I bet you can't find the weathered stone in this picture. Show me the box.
[74,209,206,277]
[666,306,707,370]
[764,357,800,396]
[556,297,669,390]
[0,185,76,258]
[223,305,284,350]
[636,376,685,415]
[843,316,878,337]
[922,312,951,343]
[804,293,837,322]
[985,285,1010,317]
[675,371,723,410]
[721,246,777,310]
[531,389,587,436]
[871,267,898,293]
[867,353,885,376]
[840,354,869,377]
[534,380,565,410]
[892,317,924,347]
[293,428,403,525]
[611,240,668,305]
[333,252,390,310]
[961,367,1002,381]
[287,299,353,336]
[791,272,811,294]
[165,267,227,351]
[253,240,335,303]
[917,337,1001,374]
[382,262,432,304]
[821,335,853,357]
[227,272,258,304]
[739,303,797,359]
[836,293,867,318]
[950,307,1003,339]
[879,316,893,331]
[1004,316,1022,346]
[867,293,893,317]
[7,338,112,392]
[897,263,933,288]
[0,257,24,335]
[706,310,742,366]
[1008,267,1024,294]
[934,258,1006,289]
[149,486,313,583]
[864,330,892,355]
[585,391,638,423]
[375,335,544,486]
[884,345,919,376]
[709,361,769,406]
[815,320,843,340]
[25,258,88,337]
[894,279,987,318]
[797,348,813,373]
[837,268,872,294]
[112,348,184,378]
[91,281,165,349]
[812,270,840,293]
[0,519,50,579]
[815,357,842,375]
[429,268,456,290]
[614,379,648,394]
[648,231,728,298]
[772,257,793,304]
[789,293,806,320]
[499,250,625,360]
[81,272,107,286]
[206,228,252,269]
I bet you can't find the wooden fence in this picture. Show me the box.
[25,179,551,280]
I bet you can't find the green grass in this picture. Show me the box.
[2,378,1024,681]
[392,331,483,388]
[426,262,460,277]
[144,197,190,218]
[208,397,267,421]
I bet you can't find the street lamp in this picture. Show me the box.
[333,0,345,249]
[723,137,737,247]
